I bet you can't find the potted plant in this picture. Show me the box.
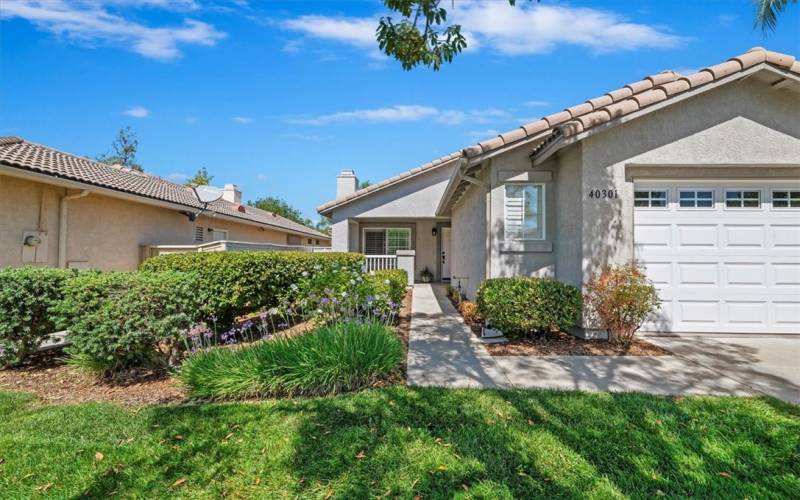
[419,267,433,283]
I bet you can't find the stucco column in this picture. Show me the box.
[396,250,415,287]
[331,219,350,252]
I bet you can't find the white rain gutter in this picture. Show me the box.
[58,189,90,268]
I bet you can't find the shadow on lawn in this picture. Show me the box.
[285,388,800,499]
[73,387,799,498]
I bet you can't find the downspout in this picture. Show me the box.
[58,189,90,268]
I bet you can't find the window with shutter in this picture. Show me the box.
[195,226,204,242]
[504,184,545,240]
[364,230,386,255]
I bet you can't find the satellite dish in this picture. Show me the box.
[193,185,224,204]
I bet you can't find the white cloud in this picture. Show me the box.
[256,173,268,181]
[291,104,514,126]
[232,116,253,124]
[525,100,550,107]
[184,116,198,124]
[290,105,438,125]
[167,172,189,182]
[673,67,700,76]
[1,0,226,61]
[122,105,149,118]
[466,129,500,141]
[718,14,738,26]
[279,1,684,60]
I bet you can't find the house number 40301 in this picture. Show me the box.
[588,189,619,199]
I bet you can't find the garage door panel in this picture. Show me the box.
[635,181,800,334]
[726,301,767,326]
[724,225,766,248]
[774,302,800,325]
[772,263,800,287]
[772,225,800,248]
[724,263,766,287]
[677,262,718,286]
[677,225,717,248]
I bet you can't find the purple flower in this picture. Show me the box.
[321,297,331,305]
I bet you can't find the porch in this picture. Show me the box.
[336,218,452,284]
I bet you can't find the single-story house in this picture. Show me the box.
[318,47,800,335]
[0,137,330,271]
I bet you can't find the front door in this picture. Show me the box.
[441,227,451,280]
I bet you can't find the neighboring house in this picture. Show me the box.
[0,137,330,271]
[319,47,800,335]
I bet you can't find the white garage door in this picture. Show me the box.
[634,181,800,333]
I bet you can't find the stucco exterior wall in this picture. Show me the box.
[553,142,584,288]
[578,77,800,285]
[0,174,328,271]
[488,148,557,283]
[450,169,487,299]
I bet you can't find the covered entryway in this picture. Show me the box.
[634,180,800,333]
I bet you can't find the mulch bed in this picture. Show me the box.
[446,293,671,357]
[1,292,417,407]
[0,351,185,407]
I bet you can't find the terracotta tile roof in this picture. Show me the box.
[321,48,797,216]
[0,137,329,239]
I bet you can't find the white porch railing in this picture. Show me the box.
[364,254,398,272]
[140,240,332,262]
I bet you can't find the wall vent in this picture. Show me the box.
[195,226,204,242]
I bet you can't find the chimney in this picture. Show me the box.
[222,183,241,204]
[336,169,358,198]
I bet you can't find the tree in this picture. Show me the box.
[248,196,313,227]
[185,167,214,187]
[378,0,794,71]
[377,0,533,71]
[754,0,797,32]
[315,216,332,235]
[97,126,142,171]
[358,179,372,189]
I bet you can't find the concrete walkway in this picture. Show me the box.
[407,284,799,402]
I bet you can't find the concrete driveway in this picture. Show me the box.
[645,335,800,404]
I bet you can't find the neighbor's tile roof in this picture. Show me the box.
[0,136,329,239]
[318,47,798,215]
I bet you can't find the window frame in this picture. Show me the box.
[724,189,762,210]
[633,189,669,209]
[361,227,412,255]
[504,182,546,241]
[771,189,800,210]
[210,228,229,241]
[677,189,715,210]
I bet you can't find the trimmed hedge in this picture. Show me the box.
[140,251,364,325]
[55,271,202,374]
[476,277,582,337]
[0,267,75,367]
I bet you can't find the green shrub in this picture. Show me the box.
[180,321,403,399]
[476,277,582,337]
[367,269,407,305]
[140,251,364,325]
[584,264,661,345]
[0,267,75,366]
[55,271,202,375]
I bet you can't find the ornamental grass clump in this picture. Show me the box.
[584,264,661,346]
[179,321,404,399]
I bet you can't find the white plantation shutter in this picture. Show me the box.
[364,230,386,255]
[505,184,544,240]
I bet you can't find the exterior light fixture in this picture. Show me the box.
[432,227,438,237]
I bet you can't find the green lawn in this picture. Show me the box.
[0,388,797,499]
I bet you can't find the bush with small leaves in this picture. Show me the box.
[0,267,75,367]
[584,264,661,346]
[476,277,582,338]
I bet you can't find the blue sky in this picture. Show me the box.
[2,1,798,224]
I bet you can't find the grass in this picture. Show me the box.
[179,321,404,399]
[0,387,797,498]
